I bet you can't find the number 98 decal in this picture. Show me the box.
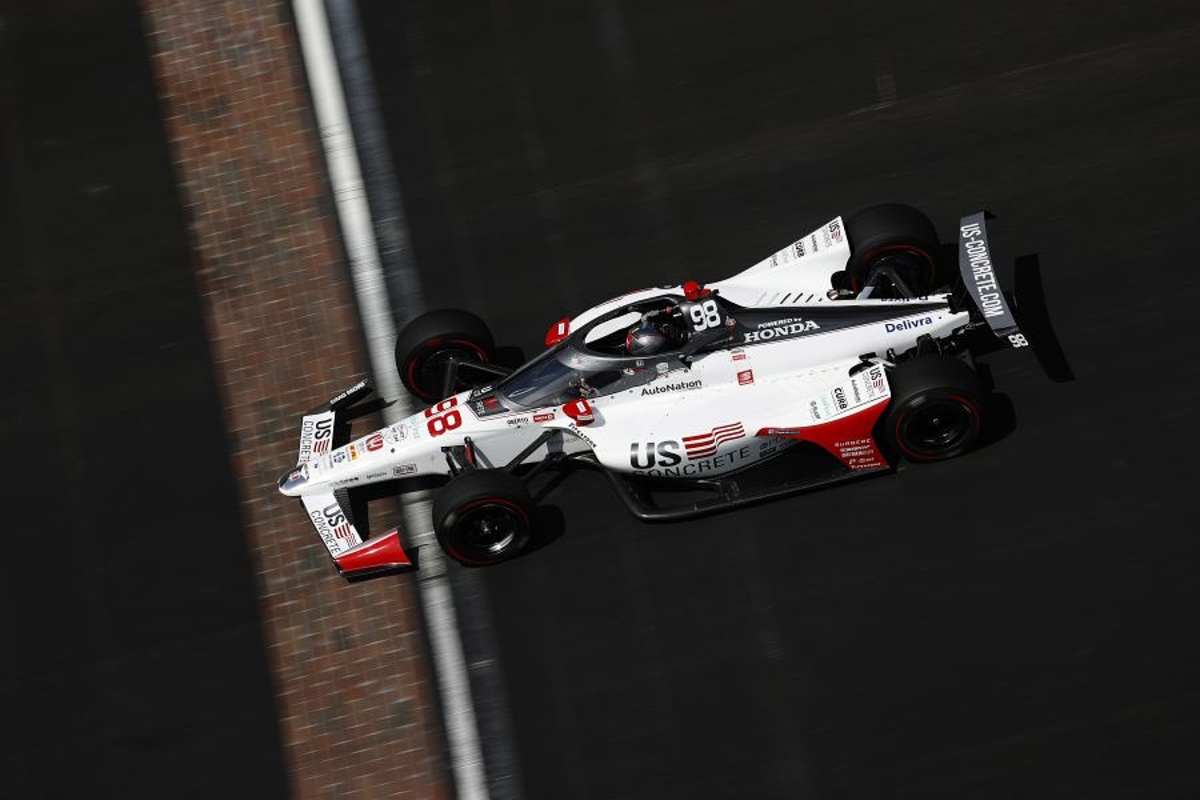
[425,397,463,437]
[689,299,722,331]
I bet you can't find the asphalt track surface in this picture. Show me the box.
[3,1,1199,799]
[0,3,287,798]
[359,1,1200,798]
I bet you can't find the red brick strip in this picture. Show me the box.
[140,2,450,796]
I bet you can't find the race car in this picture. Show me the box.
[280,204,1040,576]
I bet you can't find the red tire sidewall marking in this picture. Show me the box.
[443,496,530,566]
[893,392,981,461]
[852,244,937,292]
[404,337,490,401]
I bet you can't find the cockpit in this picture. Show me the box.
[486,290,734,411]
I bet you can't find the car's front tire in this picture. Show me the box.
[395,309,495,403]
[880,355,985,462]
[433,469,533,567]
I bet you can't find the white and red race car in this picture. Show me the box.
[280,205,1042,576]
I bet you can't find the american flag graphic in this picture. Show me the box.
[314,437,331,454]
[333,521,353,540]
[683,422,745,460]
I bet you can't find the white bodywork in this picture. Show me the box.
[281,216,972,559]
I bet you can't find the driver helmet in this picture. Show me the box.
[625,319,675,355]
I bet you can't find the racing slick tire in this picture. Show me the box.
[844,203,943,296]
[433,469,534,567]
[395,309,495,403]
[880,355,985,462]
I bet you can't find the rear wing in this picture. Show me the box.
[955,212,1074,381]
[957,212,1027,349]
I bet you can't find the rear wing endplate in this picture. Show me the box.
[958,212,1027,349]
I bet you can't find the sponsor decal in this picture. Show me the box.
[630,440,682,469]
[730,349,747,361]
[328,379,369,408]
[764,428,802,436]
[854,366,888,403]
[827,218,844,243]
[392,463,417,477]
[758,439,787,458]
[869,366,885,393]
[743,318,820,343]
[349,444,358,461]
[641,379,702,396]
[737,369,754,386]
[655,362,670,375]
[534,412,555,423]
[817,393,836,418]
[299,415,334,462]
[833,437,883,469]
[363,470,389,481]
[332,450,347,464]
[832,386,849,410]
[313,419,333,454]
[311,502,354,552]
[506,416,531,426]
[568,422,597,447]
[884,317,932,334]
[959,216,1017,327]
[631,444,754,477]
[688,299,723,332]
[426,397,463,437]
[809,400,822,421]
[683,422,745,460]
[793,239,806,258]
[365,433,384,452]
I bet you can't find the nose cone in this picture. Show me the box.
[278,463,309,496]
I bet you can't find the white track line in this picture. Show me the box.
[292,1,488,797]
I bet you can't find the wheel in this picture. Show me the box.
[395,309,495,403]
[433,469,533,567]
[844,203,943,296]
[880,355,985,462]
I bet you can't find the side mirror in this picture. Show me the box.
[561,398,595,426]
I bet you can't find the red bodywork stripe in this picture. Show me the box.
[335,528,414,576]
[757,400,890,470]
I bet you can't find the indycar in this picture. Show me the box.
[280,204,1041,576]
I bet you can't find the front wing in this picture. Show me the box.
[289,380,416,579]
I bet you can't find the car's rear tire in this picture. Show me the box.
[845,203,943,296]
[433,469,533,567]
[395,309,495,403]
[881,355,985,462]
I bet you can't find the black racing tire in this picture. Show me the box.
[845,203,943,296]
[394,309,495,403]
[433,469,534,567]
[880,355,985,462]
